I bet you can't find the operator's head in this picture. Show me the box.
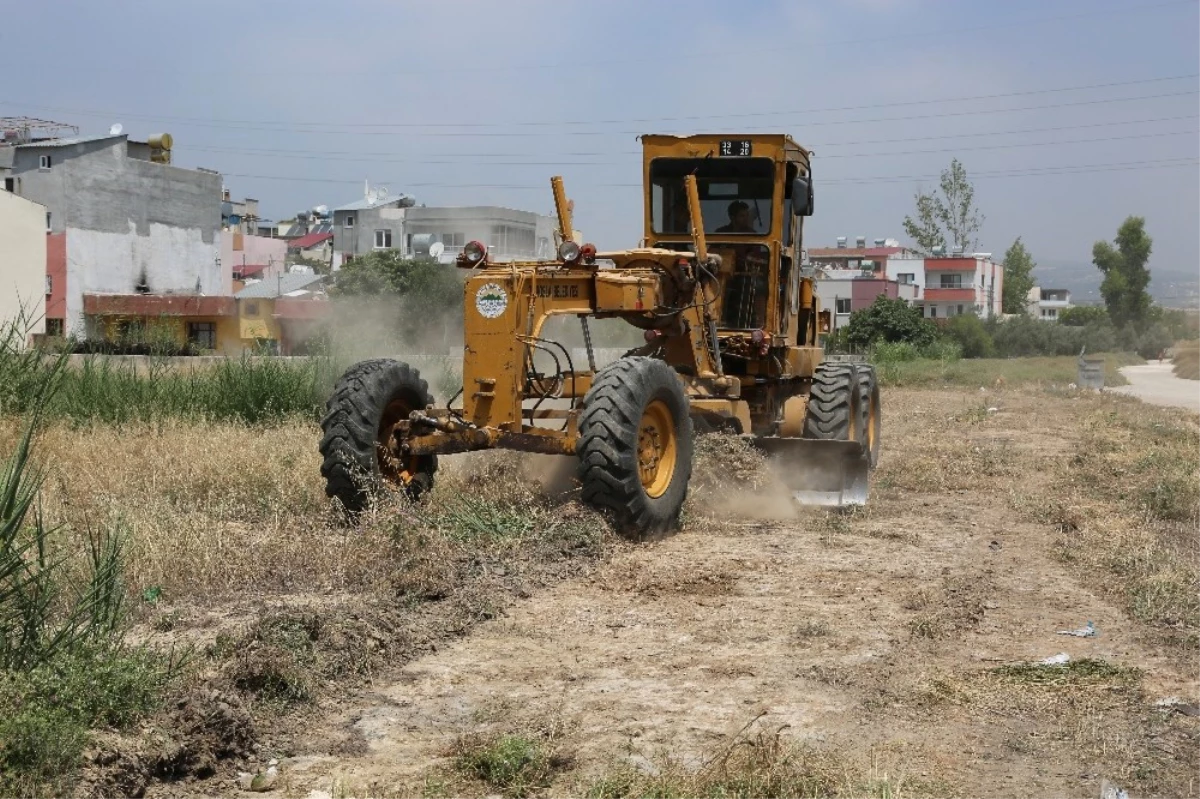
[727,200,752,231]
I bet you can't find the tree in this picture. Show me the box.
[1058,305,1109,327]
[1093,216,1152,330]
[903,158,984,253]
[842,296,938,349]
[1001,237,1037,315]
[944,313,995,358]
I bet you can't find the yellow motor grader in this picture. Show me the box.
[320,133,880,539]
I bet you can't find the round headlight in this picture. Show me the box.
[558,240,581,262]
[463,240,487,263]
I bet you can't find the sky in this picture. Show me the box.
[4,0,1198,302]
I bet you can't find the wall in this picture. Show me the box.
[850,279,899,311]
[11,136,224,334]
[221,229,287,277]
[0,191,47,337]
[45,232,67,323]
[885,256,926,296]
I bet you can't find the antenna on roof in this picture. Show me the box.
[109,123,124,136]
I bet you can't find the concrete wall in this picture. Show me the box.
[884,255,926,295]
[10,136,223,334]
[332,204,557,262]
[0,191,47,337]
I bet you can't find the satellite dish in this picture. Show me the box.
[109,123,124,135]
[429,242,445,259]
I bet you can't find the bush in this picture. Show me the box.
[986,315,1115,357]
[943,313,995,358]
[842,296,938,349]
[0,355,173,795]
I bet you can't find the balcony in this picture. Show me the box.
[924,287,975,302]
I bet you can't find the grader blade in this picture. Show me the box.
[750,438,870,508]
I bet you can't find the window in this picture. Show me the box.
[956,304,964,316]
[939,274,963,289]
[441,232,465,248]
[45,319,63,337]
[650,157,775,236]
[835,298,852,314]
[4,177,13,193]
[928,305,937,318]
[343,215,354,227]
[374,229,393,249]
[46,212,51,232]
[244,302,259,316]
[39,154,51,170]
[405,233,413,254]
[898,273,915,285]
[187,321,217,350]
[719,244,771,330]
[117,319,144,341]
[45,275,52,295]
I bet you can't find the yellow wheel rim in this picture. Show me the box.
[638,400,678,498]
[378,398,419,486]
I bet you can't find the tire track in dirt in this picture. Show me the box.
[279,389,1197,798]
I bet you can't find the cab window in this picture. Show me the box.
[650,158,774,236]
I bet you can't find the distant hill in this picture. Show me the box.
[1033,258,1199,309]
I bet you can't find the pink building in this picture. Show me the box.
[221,230,287,285]
[921,255,1004,320]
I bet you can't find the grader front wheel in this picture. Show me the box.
[577,357,693,541]
[319,359,438,516]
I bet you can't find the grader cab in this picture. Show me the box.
[319,133,880,539]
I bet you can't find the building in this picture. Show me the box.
[808,237,923,277]
[921,251,1004,320]
[331,183,556,266]
[221,190,261,236]
[2,130,226,341]
[0,190,48,338]
[1026,286,1073,321]
[235,272,329,354]
[812,272,919,331]
[222,229,288,289]
[331,184,416,265]
[288,231,334,269]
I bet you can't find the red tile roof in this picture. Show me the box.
[288,231,334,250]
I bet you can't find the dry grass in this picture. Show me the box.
[1172,340,1200,380]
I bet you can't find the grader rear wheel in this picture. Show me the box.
[856,364,882,468]
[319,359,438,516]
[577,357,693,541]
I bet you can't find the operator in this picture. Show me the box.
[716,200,756,234]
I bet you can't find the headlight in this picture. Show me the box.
[558,240,581,262]
[463,240,487,264]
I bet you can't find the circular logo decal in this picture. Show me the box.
[475,282,508,319]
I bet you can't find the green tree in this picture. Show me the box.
[944,313,995,358]
[1001,237,1037,315]
[842,296,938,349]
[1093,216,1153,330]
[903,158,984,253]
[1058,305,1109,327]
[331,251,462,308]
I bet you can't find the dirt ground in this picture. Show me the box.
[174,385,1187,799]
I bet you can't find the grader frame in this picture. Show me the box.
[319,134,879,539]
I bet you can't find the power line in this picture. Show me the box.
[181,129,1197,169]
[216,157,1198,189]
[178,114,1200,162]
[4,73,1196,132]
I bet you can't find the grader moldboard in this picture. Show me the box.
[319,134,880,540]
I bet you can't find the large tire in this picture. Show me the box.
[319,359,437,515]
[577,357,693,541]
[856,365,882,468]
[802,362,863,443]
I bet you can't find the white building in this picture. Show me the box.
[0,190,47,339]
[921,252,1004,320]
[1026,286,1073,321]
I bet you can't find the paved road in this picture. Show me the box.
[1112,360,1200,413]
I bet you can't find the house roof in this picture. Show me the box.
[808,246,911,259]
[288,231,334,250]
[16,134,124,149]
[334,193,414,212]
[235,273,325,300]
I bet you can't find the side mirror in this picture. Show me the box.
[792,177,814,217]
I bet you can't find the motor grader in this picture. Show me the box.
[319,133,880,539]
